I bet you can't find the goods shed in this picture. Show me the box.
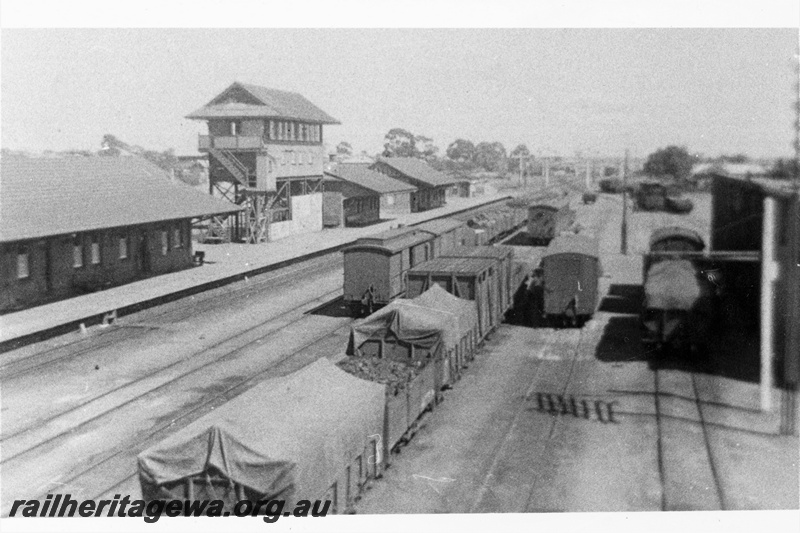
[138,358,385,514]
[0,156,241,312]
[370,158,457,212]
[323,164,416,226]
[710,172,799,421]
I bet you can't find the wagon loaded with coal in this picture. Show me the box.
[641,226,715,354]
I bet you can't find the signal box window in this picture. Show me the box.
[161,231,169,256]
[119,235,129,260]
[91,236,101,265]
[73,237,84,268]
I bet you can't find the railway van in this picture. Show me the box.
[342,227,434,315]
[527,200,575,245]
[540,234,601,327]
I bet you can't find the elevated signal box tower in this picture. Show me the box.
[187,82,340,243]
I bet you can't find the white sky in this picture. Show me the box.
[1,1,799,161]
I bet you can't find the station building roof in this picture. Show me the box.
[373,157,458,188]
[0,155,242,243]
[186,81,340,124]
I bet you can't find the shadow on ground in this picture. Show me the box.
[305,296,357,318]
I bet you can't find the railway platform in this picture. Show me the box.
[0,193,510,350]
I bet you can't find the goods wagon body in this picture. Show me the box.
[342,227,434,314]
[641,227,713,354]
[541,235,601,326]
[527,200,576,244]
[641,259,713,353]
[643,226,706,275]
[440,245,515,317]
[406,256,498,340]
[137,359,385,516]
[415,217,467,257]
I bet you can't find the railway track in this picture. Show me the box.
[0,254,341,379]
[0,284,351,515]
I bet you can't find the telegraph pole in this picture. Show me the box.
[621,149,629,255]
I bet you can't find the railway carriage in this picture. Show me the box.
[342,227,435,315]
[540,234,601,327]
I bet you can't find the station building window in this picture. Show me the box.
[73,236,84,268]
[119,235,129,260]
[269,120,276,140]
[161,231,169,256]
[17,246,30,279]
[90,235,101,265]
[173,226,183,249]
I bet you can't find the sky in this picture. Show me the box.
[1,4,799,162]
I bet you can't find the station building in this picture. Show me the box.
[369,158,457,212]
[187,82,340,243]
[322,163,416,226]
[0,156,241,312]
[710,171,799,424]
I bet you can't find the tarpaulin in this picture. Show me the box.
[644,260,702,311]
[137,358,385,504]
[347,302,445,358]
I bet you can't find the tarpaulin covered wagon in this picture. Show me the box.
[137,358,385,515]
[641,259,713,354]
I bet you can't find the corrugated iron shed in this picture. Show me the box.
[0,156,242,243]
[324,165,416,195]
[185,81,340,124]
[374,158,457,187]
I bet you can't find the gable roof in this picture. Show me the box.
[186,81,340,124]
[0,156,242,243]
[373,158,457,187]
[324,164,416,195]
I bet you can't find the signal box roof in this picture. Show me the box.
[186,81,340,124]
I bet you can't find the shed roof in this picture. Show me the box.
[186,81,340,124]
[649,226,705,251]
[373,158,457,187]
[408,256,496,275]
[414,217,465,236]
[324,164,416,194]
[711,171,799,199]
[0,156,242,243]
[542,234,600,259]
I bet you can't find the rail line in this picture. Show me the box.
[0,254,341,379]
[0,283,342,449]
[26,318,355,512]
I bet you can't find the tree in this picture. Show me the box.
[336,141,353,157]
[414,135,439,159]
[474,142,508,173]
[509,144,531,173]
[716,153,749,163]
[446,139,476,163]
[382,128,416,157]
[643,145,694,182]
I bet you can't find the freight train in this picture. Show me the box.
[342,202,527,316]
